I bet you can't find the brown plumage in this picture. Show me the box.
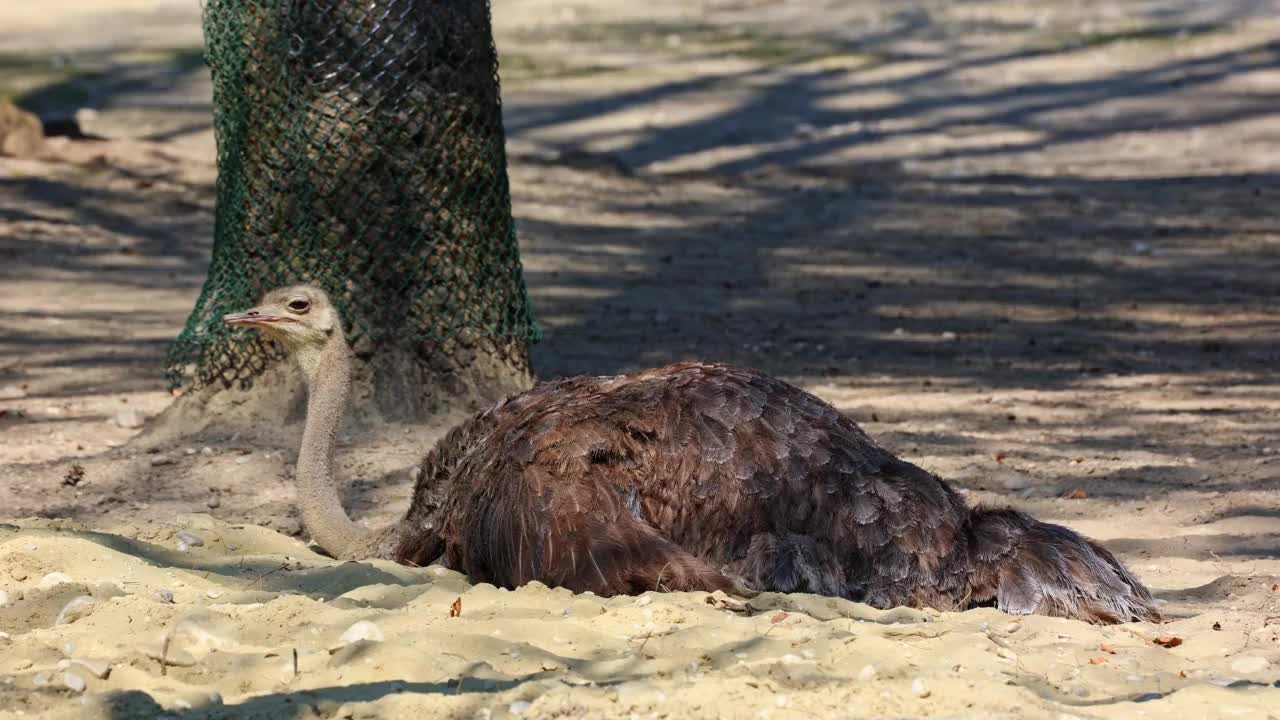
[227,285,1160,625]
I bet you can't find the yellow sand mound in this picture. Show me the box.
[0,516,1275,719]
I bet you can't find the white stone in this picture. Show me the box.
[62,671,86,693]
[71,659,111,679]
[912,677,930,698]
[55,596,96,625]
[38,572,73,589]
[339,621,384,644]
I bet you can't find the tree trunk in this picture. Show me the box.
[157,0,538,439]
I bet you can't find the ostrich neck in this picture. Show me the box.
[295,333,368,558]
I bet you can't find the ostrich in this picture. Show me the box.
[223,285,1159,624]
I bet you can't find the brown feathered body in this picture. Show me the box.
[388,362,1157,624]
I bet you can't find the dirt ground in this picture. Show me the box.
[1,0,1279,717]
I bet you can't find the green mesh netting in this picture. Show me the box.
[165,0,540,392]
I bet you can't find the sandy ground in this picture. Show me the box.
[2,0,1280,717]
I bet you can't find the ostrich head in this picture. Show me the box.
[223,284,343,381]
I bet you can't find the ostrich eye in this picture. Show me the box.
[286,298,311,313]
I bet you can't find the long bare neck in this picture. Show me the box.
[295,331,369,558]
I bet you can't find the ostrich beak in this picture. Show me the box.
[223,307,289,327]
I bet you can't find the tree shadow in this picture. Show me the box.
[504,4,1278,400]
[519,168,1280,388]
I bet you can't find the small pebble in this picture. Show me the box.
[32,673,50,687]
[859,665,877,681]
[71,659,111,679]
[206,496,221,509]
[200,446,214,456]
[176,530,205,548]
[1003,621,1022,634]
[39,572,73,589]
[636,595,653,607]
[56,596,96,625]
[62,671,87,693]
[340,621,384,644]
[235,455,251,465]
[509,700,532,715]
[206,589,224,599]
[0,590,9,606]
[911,678,930,698]
[775,695,788,707]
[0,385,27,400]
[0,631,10,641]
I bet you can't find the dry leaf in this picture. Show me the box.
[1088,657,1107,665]
[448,597,462,618]
[770,612,789,624]
[1066,488,1087,500]
[1178,670,1187,678]
[1271,584,1278,592]
[992,453,1007,463]
[1099,644,1117,654]
[1153,636,1183,648]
